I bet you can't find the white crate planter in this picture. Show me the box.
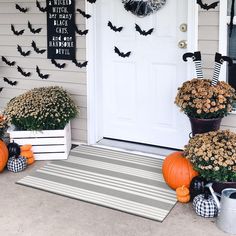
[8,122,71,160]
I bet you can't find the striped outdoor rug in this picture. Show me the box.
[17,145,176,221]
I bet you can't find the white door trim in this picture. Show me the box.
[86,1,199,145]
[219,1,229,82]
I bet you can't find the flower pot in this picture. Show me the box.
[189,117,222,136]
[212,181,236,194]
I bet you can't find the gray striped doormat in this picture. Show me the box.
[17,145,176,221]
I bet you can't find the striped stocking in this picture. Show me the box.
[211,53,233,86]
[211,62,222,86]
[193,52,203,78]
[183,51,203,79]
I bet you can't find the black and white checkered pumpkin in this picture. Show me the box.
[193,193,218,218]
[7,156,27,173]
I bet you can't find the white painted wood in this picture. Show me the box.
[91,0,194,149]
[8,123,71,160]
[219,0,228,82]
[34,153,68,161]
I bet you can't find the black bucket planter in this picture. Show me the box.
[189,117,222,136]
[212,181,236,194]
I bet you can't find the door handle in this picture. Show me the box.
[178,40,187,49]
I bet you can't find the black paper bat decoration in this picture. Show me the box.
[36,0,47,12]
[114,46,131,58]
[74,25,89,35]
[77,8,91,19]
[0,87,3,93]
[135,24,154,36]
[108,21,123,32]
[196,0,219,10]
[15,3,28,13]
[51,59,66,69]
[28,21,42,34]
[87,0,96,3]
[72,59,88,68]
[3,77,17,86]
[32,41,46,54]
[36,66,49,79]
[1,56,16,67]
[17,66,31,77]
[17,45,31,57]
[11,24,24,36]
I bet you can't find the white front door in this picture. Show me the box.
[96,0,191,149]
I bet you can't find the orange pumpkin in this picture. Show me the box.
[177,195,190,203]
[27,156,35,165]
[20,144,32,152]
[21,150,33,159]
[162,151,198,190]
[0,140,9,172]
[176,185,190,203]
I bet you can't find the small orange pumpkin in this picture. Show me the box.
[162,151,198,190]
[20,144,32,152]
[20,145,35,165]
[176,185,190,203]
[27,156,35,165]
[21,150,33,159]
[0,140,9,172]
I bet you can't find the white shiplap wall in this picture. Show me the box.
[198,1,219,79]
[198,0,236,131]
[0,0,87,143]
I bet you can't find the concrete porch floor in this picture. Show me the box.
[0,161,231,236]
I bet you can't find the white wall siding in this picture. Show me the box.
[0,0,87,143]
[198,3,219,78]
[198,1,236,131]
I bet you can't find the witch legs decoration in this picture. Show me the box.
[211,53,233,86]
[183,51,204,79]
[183,51,233,86]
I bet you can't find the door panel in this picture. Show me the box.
[97,0,191,149]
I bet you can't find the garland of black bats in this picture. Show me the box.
[4,0,235,87]
[1,0,96,86]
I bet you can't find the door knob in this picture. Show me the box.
[178,40,187,49]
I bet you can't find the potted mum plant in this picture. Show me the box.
[4,86,79,160]
[184,130,236,193]
[175,52,236,135]
[0,113,8,140]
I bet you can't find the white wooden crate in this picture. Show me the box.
[8,123,71,160]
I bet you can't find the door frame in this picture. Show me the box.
[86,1,199,145]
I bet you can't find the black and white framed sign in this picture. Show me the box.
[47,0,76,60]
